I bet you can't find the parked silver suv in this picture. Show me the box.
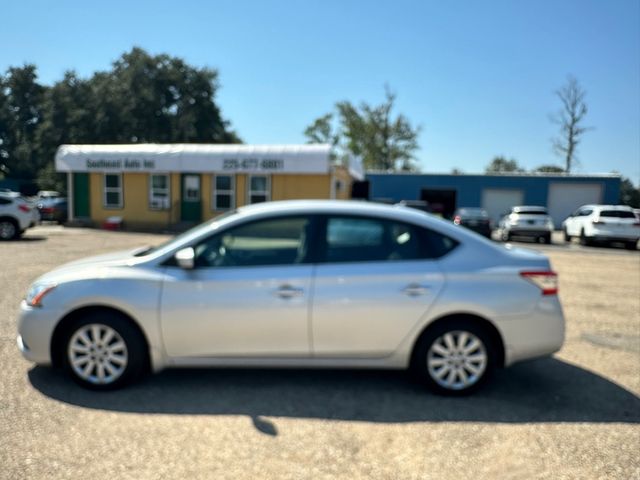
[497,206,554,244]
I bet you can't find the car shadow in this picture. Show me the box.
[7,236,47,242]
[29,357,639,433]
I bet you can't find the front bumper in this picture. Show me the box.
[17,300,60,365]
[495,295,565,366]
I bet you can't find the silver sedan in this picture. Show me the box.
[18,200,565,395]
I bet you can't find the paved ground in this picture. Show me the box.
[1,226,639,479]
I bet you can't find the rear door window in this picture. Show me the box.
[322,216,457,263]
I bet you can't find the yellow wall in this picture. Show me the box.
[89,170,351,228]
[333,166,353,200]
[272,175,331,201]
[90,172,179,228]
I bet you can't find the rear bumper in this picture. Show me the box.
[495,295,565,366]
[590,229,639,242]
[508,229,552,237]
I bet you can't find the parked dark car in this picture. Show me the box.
[453,208,492,237]
[37,197,68,223]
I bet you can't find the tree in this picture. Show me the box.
[0,47,241,188]
[619,177,640,208]
[551,76,590,173]
[0,65,45,179]
[534,164,565,173]
[304,86,420,171]
[485,156,524,173]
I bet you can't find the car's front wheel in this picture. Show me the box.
[62,312,147,390]
[411,320,495,395]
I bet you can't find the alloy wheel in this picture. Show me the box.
[67,323,128,385]
[0,221,16,240]
[427,330,488,391]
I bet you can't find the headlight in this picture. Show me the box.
[25,283,57,307]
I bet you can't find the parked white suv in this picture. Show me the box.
[562,205,639,250]
[497,206,554,244]
[0,193,39,240]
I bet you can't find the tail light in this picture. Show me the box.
[453,215,461,225]
[520,271,558,295]
[18,204,30,213]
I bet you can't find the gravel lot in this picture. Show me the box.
[1,226,639,480]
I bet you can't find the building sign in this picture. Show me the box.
[222,158,284,171]
[86,159,156,170]
[56,144,331,174]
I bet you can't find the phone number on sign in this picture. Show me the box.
[223,159,284,171]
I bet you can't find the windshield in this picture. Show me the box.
[134,209,238,256]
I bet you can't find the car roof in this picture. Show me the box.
[235,199,423,218]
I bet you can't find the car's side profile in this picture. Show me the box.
[18,200,565,395]
[562,204,639,249]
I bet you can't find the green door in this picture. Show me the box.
[181,173,201,222]
[73,173,90,218]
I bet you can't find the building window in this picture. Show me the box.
[104,174,123,208]
[248,175,270,204]
[149,174,170,210]
[213,174,235,211]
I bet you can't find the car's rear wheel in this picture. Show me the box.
[579,229,592,247]
[62,312,147,390]
[0,218,18,240]
[411,320,495,395]
[563,228,571,242]
[625,241,638,251]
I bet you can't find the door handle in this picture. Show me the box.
[402,283,430,296]
[275,285,304,299]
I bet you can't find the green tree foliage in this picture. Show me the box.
[0,47,241,191]
[533,164,565,173]
[485,156,525,173]
[619,177,640,208]
[304,86,420,171]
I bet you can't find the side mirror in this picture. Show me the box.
[175,247,195,270]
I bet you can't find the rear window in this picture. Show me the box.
[600,210,636,218]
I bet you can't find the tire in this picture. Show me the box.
[0,218,18,240]
[542,234,551,245]
[625,241,638,251]
[579,229,591,247]
[61,311,148,390]
[563,228,570,243]
[411,319,496,396]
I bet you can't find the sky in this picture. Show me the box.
[2,0,639,183]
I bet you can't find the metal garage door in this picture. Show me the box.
[547,183,602,227]
[482,189,524,225]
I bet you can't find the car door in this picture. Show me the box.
[310,215,447,358]
[160,215,315,358]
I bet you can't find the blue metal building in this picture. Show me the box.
[365,173,621,227]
